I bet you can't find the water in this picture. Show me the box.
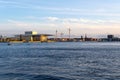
[0,42,120,80]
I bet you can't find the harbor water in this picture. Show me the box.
[0,42,120,80]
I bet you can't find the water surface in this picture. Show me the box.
[0,42,120,80]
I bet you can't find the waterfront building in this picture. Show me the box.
[25,31,38,35]
[107,35,114,41]
[107,34,120,41]
[101,35,120,42]
[13,31,53,42]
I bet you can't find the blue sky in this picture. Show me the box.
[1,0,120,37]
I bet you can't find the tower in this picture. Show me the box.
[68,28,71,39]
[55,30,58,41]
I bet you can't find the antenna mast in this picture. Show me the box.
[68,28,71,39]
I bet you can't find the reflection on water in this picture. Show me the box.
[0,42,120,80]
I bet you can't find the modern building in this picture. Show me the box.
[25,31,38,35]
[13,31,53,42]
[101,34,120,42]
[107,35,114,41]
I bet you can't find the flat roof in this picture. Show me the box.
[15,34,54,36]
[32,34,53,36]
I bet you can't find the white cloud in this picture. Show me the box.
[1,17,120,36]
[25,16,37,19]
[1,1,120,17]
[0,0,17,4]
[44,17,120,24]
[45,17,59,21]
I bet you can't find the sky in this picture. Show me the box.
[1,0,120,37]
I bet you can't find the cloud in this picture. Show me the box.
[0,0,17,4]
[1,0,120,17]
[6,19,58,31]
[44,17,120,25]
[41,17,120,35]
[7,17,120,28]
[44,17,59,21]
[25,16,38,19]
[1,17,120,36]
[0,0,34,9]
